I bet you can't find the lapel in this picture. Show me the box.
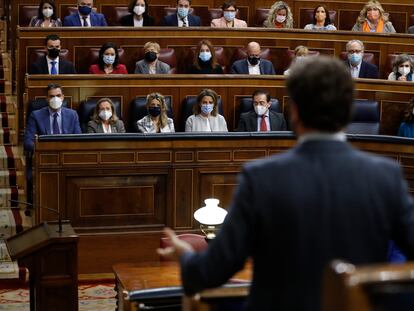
[259,61,264,74]
[142,61,149,73]
[41,56,49,73]
[359,61,366,78]
[268,111,277,131]
[41,107,51,134]
[60,108,65,134]
[89,12,96,26]
[172,15,179,26]
[248,112,258,131]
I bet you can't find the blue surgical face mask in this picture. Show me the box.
[201,104,214,115]
[348,53,362,66]
[177,7,189,18]
[199,51,212,62]
[223,11,236,22]
[103,55,115,65]
[78,5,92,16]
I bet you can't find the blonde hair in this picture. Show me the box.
[294,45,309,57]
[143,41,161,53]
[91,98,119,124]
[356,0,388,25]
[264,1,293,28]
[146,93,169,128]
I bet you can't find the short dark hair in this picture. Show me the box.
[287,56,353,132]
[45,34,60,45]
[177,0,191,4]
[128,0,149,17]
[37,0,58,21]
[98,42,120,71]
[312,5,332,26]
[222,0,237,10]
[47,83,62,92]
[252,89,270,102]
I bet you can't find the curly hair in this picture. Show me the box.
[264,1,293,28]
[356,0,388,26]
[391,54,413,73]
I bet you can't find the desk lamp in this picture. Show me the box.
[194,198,227,240]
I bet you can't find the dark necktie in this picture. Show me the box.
[53,113,60,134]
[83,16,89,27]
[260,115,267,132]
[181,18,187,27]
[50,61,57,75]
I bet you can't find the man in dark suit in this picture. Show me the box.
[408,26,414,34]
[345,39,379,79]
[29,34,76,75]
[24,83,81,151]
[237,89,286,132]
[161,0,201,26]
[158,57,414,311]
[230,42,276,75]
[63,0,107,26]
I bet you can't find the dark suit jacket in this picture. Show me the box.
[24,107,81,150]
[87,120,126,133]
[161,13,201,26]
[29,56,76,74]
[180,140,414,311]
[237,110,287,131]
[408,25,414,34]
[63,11,107,26]
[345,60,379,79]
[230,59,276,75]
[120,14,154,26]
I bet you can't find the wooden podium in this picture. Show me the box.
[6,221,79,311]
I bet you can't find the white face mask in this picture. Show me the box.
[398,66,411,76]
[42,8,53,18]
[99,110,112,121]
[49,96,62,110]
[275,14,286,23]
[254,105,268,116]
[133,5,145,16]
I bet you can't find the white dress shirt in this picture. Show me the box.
[349,62,361,78]
[48,108,62,134]
[248,61,261,75]
[79,13,91,27]
[133,16,144,27]
[177,14,188,27]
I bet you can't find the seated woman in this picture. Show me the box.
[304,5,336,31]
[263,1,293,29]
[283,45,309,75]
[134,42,171,74]
[137,93,175,133]
[87,98,126,133]
[397,99,414,138]
[352,0,396,33]
[185,89,228,132]
[211,0,247,28]
[29,0,62,27]
[388,54,414,82]
[89,42,128,74]
[120,0,155,26]
[187,40,224,74]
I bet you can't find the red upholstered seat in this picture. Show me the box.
[255,8,270,27]
[29,49,70,71]
[159,48,177,74]
[160,233,208,261]
[299,9,336,28]
[410,14,414,28]
[19,5,38,26]
[338,10,359,31]
[101,6,129,26]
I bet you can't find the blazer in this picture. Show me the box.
[87,119,125,133]
[63,11,107,26]
[179,139,414,311]
[29,56,76,75]
[89,64,128,74]
[136,115,175,133]
[24,107,81,150]
[352,20,396,33]
[134,59,170,74]
[230,59,276,75]
[29,16,62,27]
[344,60,379,79]
[210,17,247,28]
[120,14,154,26]
[161,13,201,26]
[236,110,287,132]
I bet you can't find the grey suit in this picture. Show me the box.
[180,139,414,311]
[134,59,171,74]
[87,120,125,133]
[237,110,287,132]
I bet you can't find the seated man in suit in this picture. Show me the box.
[345,39,379,79]
[161,0,201,27]
[24,83,81,151]
[29,34,76,75]
[237,89,287,132]
[408,26,414,34]
[230,42,276,75]
[63,0,107,26]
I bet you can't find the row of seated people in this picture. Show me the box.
[28,33,414,80]
[25,82,413,152]
[21,0,414,33]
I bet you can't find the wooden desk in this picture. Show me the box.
[113,261,252,311]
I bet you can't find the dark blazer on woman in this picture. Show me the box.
[187,61,223,74]
[87,119,126,133]
[120,14,154,26]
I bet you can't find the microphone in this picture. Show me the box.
[9,199,64,233]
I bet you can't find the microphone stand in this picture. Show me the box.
[9,199,63,233]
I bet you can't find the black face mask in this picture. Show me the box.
[144,51,157,63]
[248,56,260,66]
[148,106,161,117]
[47,48,60,59]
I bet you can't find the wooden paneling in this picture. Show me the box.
[34,134,414,272]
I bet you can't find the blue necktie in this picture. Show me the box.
[51,61,57,75]
[53,113,60,134]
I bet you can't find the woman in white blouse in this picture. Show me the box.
[185,89,228,132]
[137,93,175,133]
